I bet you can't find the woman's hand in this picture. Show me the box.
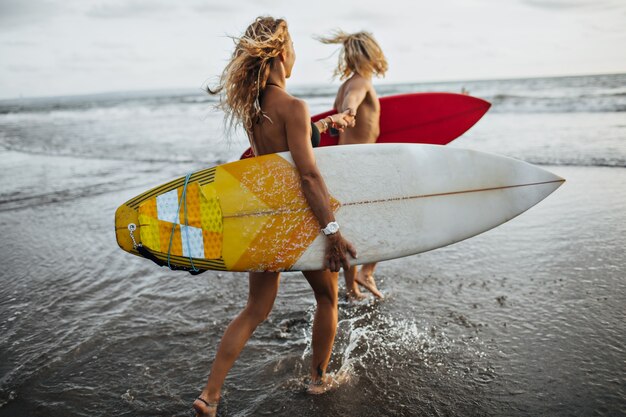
[324,232,357,272]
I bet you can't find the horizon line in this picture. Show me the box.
[1,71,624,102]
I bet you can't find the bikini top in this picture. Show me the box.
[310,121,321,148]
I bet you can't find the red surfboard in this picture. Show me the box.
[240,92,491,159]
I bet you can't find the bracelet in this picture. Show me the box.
[325,116,334,128]
[320,118,328,132]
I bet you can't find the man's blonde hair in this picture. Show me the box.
[319,31,388,80]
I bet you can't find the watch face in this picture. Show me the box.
[322,221,339,235]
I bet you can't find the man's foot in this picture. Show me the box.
[345,285,366,302]
[355,269,383,299]
[307,375,337,395]
[193,396,218,417]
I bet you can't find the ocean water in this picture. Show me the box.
[0,73,625,416]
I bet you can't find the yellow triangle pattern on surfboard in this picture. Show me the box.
[216,154,340,271]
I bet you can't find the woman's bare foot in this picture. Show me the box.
[355,269,383,299]
[307,374,337,395]
[192,396,218,417]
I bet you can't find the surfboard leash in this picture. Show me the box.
[126,223,206,275]
[166,172,201,273]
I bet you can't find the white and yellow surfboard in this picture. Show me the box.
[114,144,564,272]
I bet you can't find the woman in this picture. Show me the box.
[193,17,357,417]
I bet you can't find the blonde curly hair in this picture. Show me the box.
[318,30,388,80]
[208,16,290,136]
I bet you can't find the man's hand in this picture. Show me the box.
[329,110,356,131]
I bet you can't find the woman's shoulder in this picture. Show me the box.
[276,94,309,119]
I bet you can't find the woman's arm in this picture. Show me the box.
[286,99,357,272]
[313,110,354,133]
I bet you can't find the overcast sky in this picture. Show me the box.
[1,0,625,99]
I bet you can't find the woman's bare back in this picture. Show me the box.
[251,86,309,156]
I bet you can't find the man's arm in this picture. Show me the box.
[340,76,370,115]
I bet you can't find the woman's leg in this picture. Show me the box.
[194,272,280,415]
[302,270,338,391]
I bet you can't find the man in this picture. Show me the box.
[319,31,388,300]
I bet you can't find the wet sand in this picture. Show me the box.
[1,158,624,416]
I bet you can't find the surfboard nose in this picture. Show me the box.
[115,203,139,253]
[537,166,566,190]
[513,165,565,217]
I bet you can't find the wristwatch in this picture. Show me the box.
[321,221,339,236]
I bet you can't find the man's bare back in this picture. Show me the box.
[334,74,380,145]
